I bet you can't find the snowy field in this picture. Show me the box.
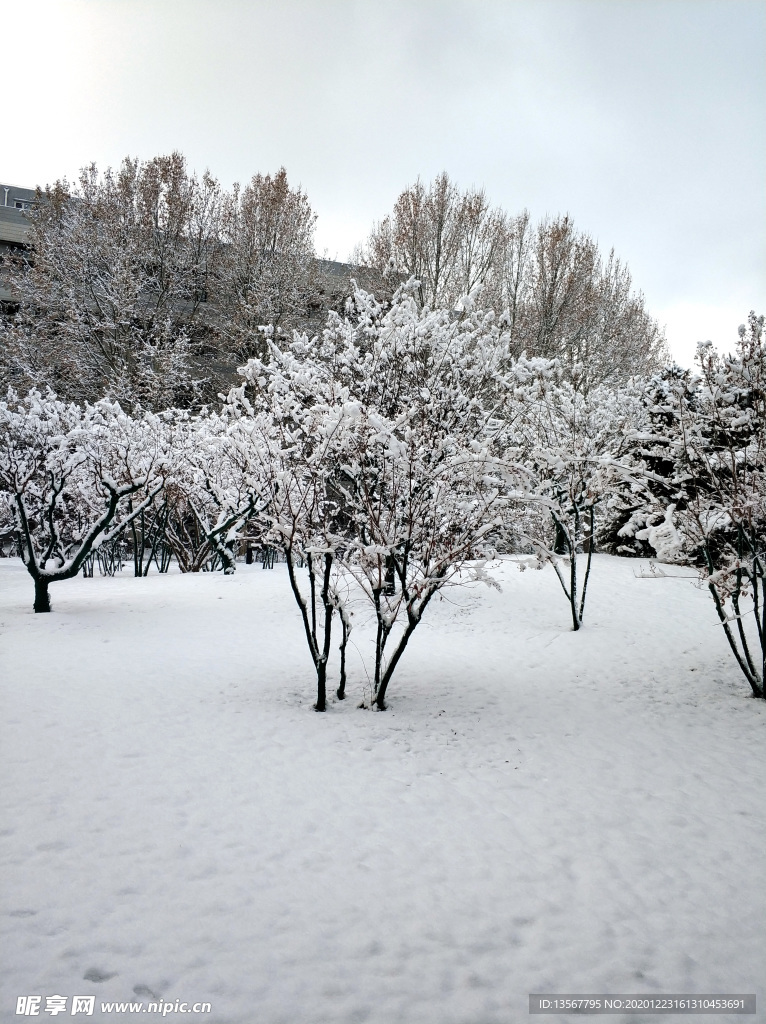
[0,555,763,1024]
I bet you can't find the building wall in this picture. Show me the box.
[0,184,36,303]
[0,184,35,246]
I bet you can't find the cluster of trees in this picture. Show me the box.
[354,172,668,392]
[2,278,763,703]
[1,158,667,412]
[611,312,766,697]
[1,153,759,701]
[0,155,327,409]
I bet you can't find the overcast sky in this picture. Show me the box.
[4,0,764,366]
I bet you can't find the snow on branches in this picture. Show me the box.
[234,282,514,709]
[4,278,762,704]
[230,326,359,711]
[496,357,644,630]
[0,389,165,611]
[160,409,268,574]
[621,314,765,697]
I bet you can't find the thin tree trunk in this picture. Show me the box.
[372,585,392,697]
[569,506,581,631]
[315,658,328,712]
[569,555,581,631]
[315,553,335,712]
[307,553,317,649]
[384,554,396,596]
[578,506,595,624]
[129,501,141,577]
[283,542,335,711]
[708,582,763,698]
[374,583,441,710]
[732,588,758,680]
[337,614,349,700]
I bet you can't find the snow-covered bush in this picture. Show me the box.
[160,409,268,574]
[0,389,165,611]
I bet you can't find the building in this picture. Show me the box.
[0,183,36,304]
[0,183,35,247]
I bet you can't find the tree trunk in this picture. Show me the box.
[384,554,396,596]
[374,583,442,709]
[553,519,569,554]
[283,542,334,711]
[315,658,327,712]
[569,552,581,631]
[336,615,349,700]
[130,503,140,576]
[372,587,392,697]
[33,577,51,613]
[315,552,334,712]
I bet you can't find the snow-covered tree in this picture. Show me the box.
[0,390,165,611]
[598,363,695,558]
[232,337,356,711]
[500,359,643,630]
[1,155,223,408]
[236,283,515,710]
[620,314,765,697]
[160,409,268,574]
[332,286,515,708]
[1,157,328,407]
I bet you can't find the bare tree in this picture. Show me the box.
[356,176,668,388]
[357,172,509,311]
[522,217,666,391]
[484,209,533,353]
[219,168,318,359]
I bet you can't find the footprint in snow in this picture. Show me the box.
[133,984,160,1000]
[83,968,118,983]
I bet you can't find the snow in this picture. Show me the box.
[0,555,763,1023]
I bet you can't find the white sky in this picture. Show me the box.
[3,0,764,367]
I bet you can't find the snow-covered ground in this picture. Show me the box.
[1,555,763,1024]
